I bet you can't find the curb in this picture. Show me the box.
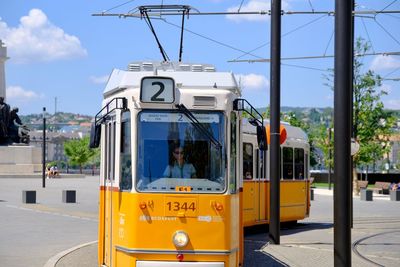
[0,174,86,179]
[43,240,97,267]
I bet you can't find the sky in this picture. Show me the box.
[0,0,399,115]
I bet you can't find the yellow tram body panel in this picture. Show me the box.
[99,188,240,267]
[242,180,309,227]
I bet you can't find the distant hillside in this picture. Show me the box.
[20,112,93,125]
[256,106,399,126]
[19,107,399,128]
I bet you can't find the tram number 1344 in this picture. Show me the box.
[166,201,196,212]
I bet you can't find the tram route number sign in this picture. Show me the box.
[140,77,175,104]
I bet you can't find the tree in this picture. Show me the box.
[64,136,97,174]
[351,39,395,193]
[323,38,395,194]
[282,111,321,167]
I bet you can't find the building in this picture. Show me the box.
[29,131,81,163]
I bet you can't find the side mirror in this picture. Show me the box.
[257,125,268,151]
[89,123,101,148]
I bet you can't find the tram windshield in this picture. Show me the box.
[136,110,226,193]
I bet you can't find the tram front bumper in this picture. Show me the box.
[136,261,224,267]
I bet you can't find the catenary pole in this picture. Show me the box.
[269,0,281,245]
[42,107,46,188]
[334,0,352,266]
[350,0,355,230]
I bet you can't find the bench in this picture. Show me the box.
[357,180,369,190]
[371,181,391,195]
[309,177,315,188]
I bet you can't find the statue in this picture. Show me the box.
[0,97,29,145]
[0,96,10,145]
[9,107,29,144]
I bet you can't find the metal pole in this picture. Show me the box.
[269,0,281,245]
[350,0,355,230]
[42,107,46,188]
[334,0,352,266]
[328,128,332,190]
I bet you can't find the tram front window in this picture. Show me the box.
[136,110,226,193]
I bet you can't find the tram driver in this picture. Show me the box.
[163,145,196,179]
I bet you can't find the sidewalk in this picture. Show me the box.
[45,188,400,267]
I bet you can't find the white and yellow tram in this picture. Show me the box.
[90,61,310,267]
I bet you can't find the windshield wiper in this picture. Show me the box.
[175,104,222,150]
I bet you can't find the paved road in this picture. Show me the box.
[0,176,99,267]
[1,177,399,267]
[244,190,400,267]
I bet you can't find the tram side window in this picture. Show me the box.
[305,152,309,179]
[282,147,293,180]
[295,148,305,179]
[243,143,253,180]
[120,111,132,190]
[106,121,116,181]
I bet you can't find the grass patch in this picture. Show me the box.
[313,182,333,188]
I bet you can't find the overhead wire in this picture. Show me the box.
[102,0,138,14]
[323,30,334,56]
[361,17,375,53]
[379,0,399,13]
[238,0,246,12]
[160,18,264,59]
[233,14,329,61]
[281,63,329,72]
[383,66,400,79]
[96,2,400,76]
[307,0,315,12]
[373,18,400,46]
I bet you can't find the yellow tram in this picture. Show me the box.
[90,61,310,267]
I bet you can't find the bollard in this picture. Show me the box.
[62,190,76,203]
[360,189,373,201]
[310,189,314,201]
[390,190,400,201]
[22,190,36,204]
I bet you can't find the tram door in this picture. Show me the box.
[103,118,116,266]
[256,148,267,222]
[242,138,267,224]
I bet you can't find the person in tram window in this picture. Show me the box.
[245,171,252,180]
[163,145,196,178]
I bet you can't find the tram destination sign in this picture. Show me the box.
[140,112,220,123]
[140,76,175,104]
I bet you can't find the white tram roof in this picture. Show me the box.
[242,119,308,143]
[103,61,240,97]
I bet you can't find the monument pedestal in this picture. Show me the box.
[0,145,42,174]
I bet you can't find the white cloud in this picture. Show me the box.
[226,1,290,22]
[370,55,400,71]
[0,9,87,64]
[384,99,400,110]
[7,86,41,102]
[235,73,269,90]
[90,75,109,84]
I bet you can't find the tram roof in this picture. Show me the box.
[103,61,240,97]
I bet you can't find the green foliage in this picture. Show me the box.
[64,136,98,173]
[317,38,396,173]
[352,38,395,167]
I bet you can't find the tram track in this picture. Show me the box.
[352,230,400,267]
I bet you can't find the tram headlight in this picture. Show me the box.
[172,231,189,247]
